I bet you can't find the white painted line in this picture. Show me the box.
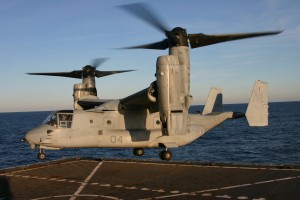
[104,160,300,172]
[237,196,249,199]
[8,159,84,174]
[254,176,296,185]
[153,192,191,199]
[221,183,252,189]
[125,186,137,190]
[100,183,111,187]
[32,194,120,200]
[197,175,300,194]
[114,185,123,188]
[151,175,300,199]
[69,161,103,200]
[216,194,231,198]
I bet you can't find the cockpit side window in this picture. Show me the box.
[43,112,58,127]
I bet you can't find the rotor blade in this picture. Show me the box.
[123,39,169,50]
[95,70,135,78]
[91,58,109,69]
[27,71,83,79]
[119,3,169,33]
[188,31,283,49]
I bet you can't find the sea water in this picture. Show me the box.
[0,102,299,169]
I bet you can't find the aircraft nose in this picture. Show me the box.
[25,127,43,147]
[25,131,36,144]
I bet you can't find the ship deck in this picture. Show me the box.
[0,158,299,199]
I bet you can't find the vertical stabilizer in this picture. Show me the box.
[203,87,223,115]
[246,80,268,126]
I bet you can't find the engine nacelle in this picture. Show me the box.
[156,55,188,136]
[73,83,97,110]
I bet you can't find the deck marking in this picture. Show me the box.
[100,183,111,187]
[237,196,249,199]
[4,159,85,174]
[153,192,191,199]
[104,160,300,172]
[216,195,231,198]
[32,194,120,200]
[114,185,123,188]
[221,183,252,189]
[125,186,137,190]
[69,161,103,200]
[150,175,299,199]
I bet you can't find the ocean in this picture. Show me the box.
[0,102,299,169]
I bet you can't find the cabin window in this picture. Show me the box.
[57,113,73,128]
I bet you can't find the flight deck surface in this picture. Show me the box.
[0,158,299,199]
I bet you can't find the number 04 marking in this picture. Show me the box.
[110,136,122,143]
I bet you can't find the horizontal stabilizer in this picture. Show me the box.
[246,80,268,126]
[203,87,223,115]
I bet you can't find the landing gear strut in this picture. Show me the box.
[38,148,46,160]
[133,148,144,157]
[159,149,172,161]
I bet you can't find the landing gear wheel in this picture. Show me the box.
[38,148,46,160]
[159,150,172,161]
[133,148,144,157]
[38,152,46,160]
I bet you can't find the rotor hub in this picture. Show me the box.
[167,27,189,47]
[83,65,96,78]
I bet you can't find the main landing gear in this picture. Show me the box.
[159,149,172,161]
[133,148,173,161]
[133,148,144,157]
[38,148,46,160]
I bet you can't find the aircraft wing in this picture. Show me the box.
[120,87,158,111]
[77,97,110,110]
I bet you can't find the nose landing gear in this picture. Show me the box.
[38,148,46,160]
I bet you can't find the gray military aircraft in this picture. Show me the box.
[24,3,281,160]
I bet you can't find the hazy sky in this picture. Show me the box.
[1,0,299,112]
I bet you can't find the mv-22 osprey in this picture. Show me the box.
[24,3,282,160]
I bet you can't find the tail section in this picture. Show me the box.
[246,80,268,126]
[202,87,223,115]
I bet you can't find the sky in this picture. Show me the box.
[0,0,299,112]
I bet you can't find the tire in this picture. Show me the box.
[160,150,172,161]
[38,153,46,160]
[133,148,144,157]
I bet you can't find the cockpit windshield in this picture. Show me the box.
[43,110,73,128]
